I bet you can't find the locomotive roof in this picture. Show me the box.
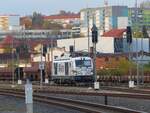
[53,56,91,62]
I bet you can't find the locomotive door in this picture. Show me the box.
[58,62,65,76]
[65,62,69,76]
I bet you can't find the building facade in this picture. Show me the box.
[80,6,128,36]
[128,7,150,30]
[0,15,20,31]
[43,14,80,27]
[57,36,122,54]
[0,29,76,39]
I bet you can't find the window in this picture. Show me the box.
[54,63,57,75]
[75,60,91,67]
[69,45,74,53]
[65,62,69,75]
[54,56,58,59]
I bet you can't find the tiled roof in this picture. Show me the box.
[102,29,126,38]
[0,53,31,60]
[44,14,80,20]
[27,39,57,50]
[0,35,20,48]
[0,37,57,50]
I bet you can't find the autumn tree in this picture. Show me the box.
[20,16,32,29]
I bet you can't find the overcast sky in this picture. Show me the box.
[0,0,146,16]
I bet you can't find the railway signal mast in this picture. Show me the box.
[91,24,99,90]
[126,26,134,88]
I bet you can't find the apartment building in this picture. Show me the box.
[80,6,128,36]
[128,7,150,30]
[0,15,20,31]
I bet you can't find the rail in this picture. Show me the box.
[0,89,144,113]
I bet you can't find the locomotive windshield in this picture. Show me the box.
[75,59,91,67]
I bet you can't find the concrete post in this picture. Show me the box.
[25,79,33,113]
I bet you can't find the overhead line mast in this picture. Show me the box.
[103,0,109,33]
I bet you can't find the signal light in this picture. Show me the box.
[91,24,98,43]
[126,26,132,44]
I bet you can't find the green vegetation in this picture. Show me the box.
[97,59,150,76]
[133,31,143,38]
[24,12,68,30]
[129,2,150,38]
[143,62,150,73]
[118,59,135,74]
[43,20,63,30]
[97,68,123,76]
[22,11,78,30]
[97,59,136,76]
[32,12,44,28]
[16,44,29,53]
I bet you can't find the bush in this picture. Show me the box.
[97,68,123,76]
[97,59,136,76]
[143,62,150,73]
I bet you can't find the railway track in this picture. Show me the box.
[100,86,150,95]
[0,89,144,113]
[1,84,150,99]
[1,82,150,94]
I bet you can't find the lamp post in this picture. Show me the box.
[86,0,90,54]
[91,24,99,90]
[11,31,15,87]
[17,52,21,85]
[44,32,49,84]
[135,0,140,87]
[50,38,54,84]
[40,43,44,88]
[87,10,90,54]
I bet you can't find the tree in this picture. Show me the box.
[118,59,136,74]
[32,12,44,29]
[143,62,150,73]
[142,25,149,38]
[42,20,63,30]
[133,31,143,38]
[98,58,136,76]
[16,43,29,54]
[20,16,32,29]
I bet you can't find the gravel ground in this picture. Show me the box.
[0,95,83,113]
[43,93,150,113]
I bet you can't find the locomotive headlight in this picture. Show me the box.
[91,70,93,74]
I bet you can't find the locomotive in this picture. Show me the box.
[51,56,93,84]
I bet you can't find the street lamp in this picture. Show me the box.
[11,33,15,87]
[135,0,140,87]
[86,0,90,55]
